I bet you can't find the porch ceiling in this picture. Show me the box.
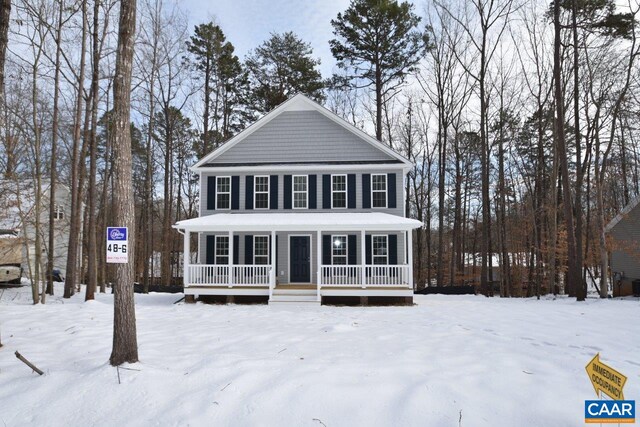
[173,212,422,232]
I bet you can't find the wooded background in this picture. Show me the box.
[1,0,638,303]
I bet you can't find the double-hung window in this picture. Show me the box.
[372,235,388,265]
[293,175,308,209]
[331,235,347,265]
[254,176,269,209]
[372,174,387,208]
[53,204,64,220]
[216,176,231,210]
[331,175,347,209]
[254,236,269,265]
[215,236,229,264]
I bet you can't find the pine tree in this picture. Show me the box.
[244,32,325,116]
[330,0,428,142]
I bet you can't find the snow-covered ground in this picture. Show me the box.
[1,284,639,427]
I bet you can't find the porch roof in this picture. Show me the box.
[173,212,422,232]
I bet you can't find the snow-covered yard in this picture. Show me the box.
[1,284,638,427]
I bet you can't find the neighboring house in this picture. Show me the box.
[173,94,422,305]
[605,195,640,297]
[0,180,79,280]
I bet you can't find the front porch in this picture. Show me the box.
[173,213,422,304]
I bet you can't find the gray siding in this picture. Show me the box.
[211,111,396,164]
[609,202,640,280]
[200,168,405,217]
[198,231,406,284]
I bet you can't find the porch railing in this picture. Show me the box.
[187,264,271,287]
[320,265,410,287]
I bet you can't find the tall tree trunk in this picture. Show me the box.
[86,0,101,301]
[110,0,139,366]
[46,0,64,299]
[572,2,585,300]
[553,0,581,300]
[64,1,88,298]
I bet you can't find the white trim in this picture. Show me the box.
[215,176,231,210]
[197,163,408,174]
[320,288,413,297]
[192,94,412,170]
[292,174,308,209]
[254,175,270,210]
[372,234,388,265]
[253,235,270,265]
[174,212,423,233]
[371,173,388,209]
[331,174,348,209]
[288,234,312,284]
[331,234,348,265]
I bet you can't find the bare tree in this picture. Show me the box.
[109,0,138,366]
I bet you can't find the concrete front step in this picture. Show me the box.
[269,300,321,306]
[270,294,318,302]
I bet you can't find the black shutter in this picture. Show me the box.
[276,236,279,270]
[207,176,216,210]
[270,175,278,209]
[322,174,331,209]
[347,174,356,208]
[322,235,331,265]
[244,235,253,265]
[245,176,254,210]
[365,235,372,265]
[348,235,357,265]
[388,234,397,265]
[284,175,292,209]
[387,173,397,209]
[362,174,371,209]
[206,235,215,264]
[309,175,317,209]
[233,235,239,264]
[231,176,240,210]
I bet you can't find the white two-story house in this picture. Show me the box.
[173,94,422,305]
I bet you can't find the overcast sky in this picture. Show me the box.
[179,0,355,78]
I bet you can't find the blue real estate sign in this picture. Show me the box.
[106,227,128,264]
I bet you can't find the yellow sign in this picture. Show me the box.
[586,353,627,400]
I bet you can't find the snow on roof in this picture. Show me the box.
[174,212,423,232]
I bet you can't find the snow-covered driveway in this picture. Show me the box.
[1,286,638,427]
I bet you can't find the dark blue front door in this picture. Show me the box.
[290,236,311,282]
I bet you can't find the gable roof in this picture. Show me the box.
[192,94,412,170]
[605,194,640,232]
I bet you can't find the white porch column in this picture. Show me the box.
[408,229,414,289]
[271,230,276,291]
[228,230,234,287]
[183,230,190,287]
[316,230,321,301]
[360,229,366,288]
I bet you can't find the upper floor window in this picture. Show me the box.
[215,236,229,264]
[216,176,231,210]
[332,235,347,265]
[372,235,388,265]
[53,204,64,220]
[332,175,347,209]
[254,235,269,265]
[293,175,308,209]
[372,174,387,208]
[254,176,269,209]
